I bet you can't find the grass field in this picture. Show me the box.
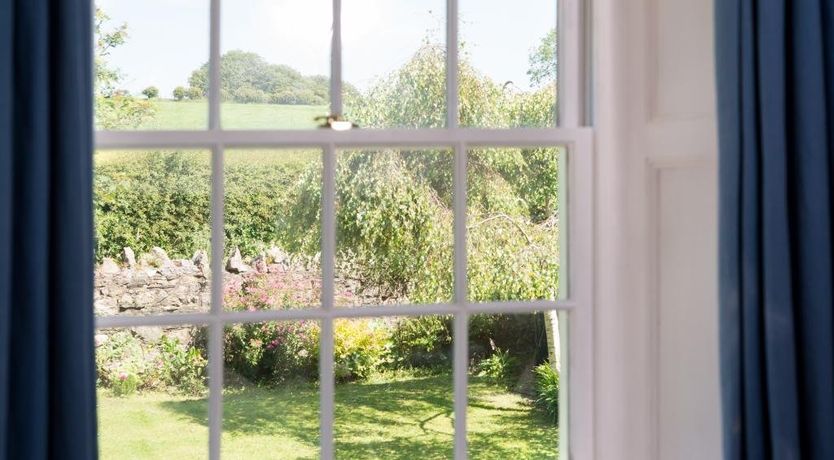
[137,100,328,130]
[95,148,321,166]
[98,374,557,460]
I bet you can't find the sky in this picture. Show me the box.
[97,0,556,97]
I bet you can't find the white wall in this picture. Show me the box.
[593,0,721,458]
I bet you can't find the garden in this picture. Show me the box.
[94,7,561,459]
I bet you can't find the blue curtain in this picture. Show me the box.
[0,0,98,458]
[716,1,834,459]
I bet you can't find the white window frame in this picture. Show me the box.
[93,0,593,459]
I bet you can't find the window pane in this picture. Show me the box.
[467,147,562,302]
[220,0,330,129]
[224,149,322,311]
[459,0,557,127]
[336,149,453,307]
[342,0,446,128]
[97,327,208,459]
[334,316,453,457]
[467,313,561,458]
[222,321,320,458]
[94,150,212,317]
[94,1,209,130]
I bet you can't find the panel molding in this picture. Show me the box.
[646,155,718,460]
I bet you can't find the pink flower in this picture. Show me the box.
[118,372,129,381]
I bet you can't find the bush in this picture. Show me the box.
[173,86,186,101]
[95,330,207,396]
[386,316,452,370]
[158,336,207,396]
[333,319,390,381]
[95,150,312,261]
[142,86,159,99]
[534,361,560,423]
[223,321,319,385]
[476,345,519,388]
[96,332,148,396]
[186,86,202,100]
[94,151,211,260]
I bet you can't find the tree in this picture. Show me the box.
[186,87,202,100]
[94,7,155,129]
[527,30,557,88]
[173,86,186,101]
[187,50,330,105]
[142,86,159,99]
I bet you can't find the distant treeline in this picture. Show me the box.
[187,50,358,105]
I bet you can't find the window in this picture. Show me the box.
[93,0,591,458]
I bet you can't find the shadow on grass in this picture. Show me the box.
[158,373,556,459]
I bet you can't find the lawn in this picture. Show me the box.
[97,374,558,460]
[136,100,327,130]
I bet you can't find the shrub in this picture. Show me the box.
[158,336,207,395]
[386,316,452,370]
[186,86,202,100]
[534,361,560,423]
[469,313,548,370]
[95,330,207,396]
[173,86,186,101]
[223,321,319,385]
[95,331,151,394]
[234,86,268,104]
[142,86,159,99]
[333,319,390,382]
[476,345,519,388]
[224,270,321,311]
[94,151,211,260]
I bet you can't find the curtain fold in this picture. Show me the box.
[717,0,834,458]
[0,0,98,458]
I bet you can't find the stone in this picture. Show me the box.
[94,334,108,347]
[252,254,268,273]
[150,247,172,268]
[133,326,163,343]
[122,247,136,267]
[94,298,118,316]
[267,246,289,265]
[178,259,195,268]
[100,258,120,275]
[226,248,250,274]
[192,250,208,270]
[151,247,169,261]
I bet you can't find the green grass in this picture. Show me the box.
[136,100,327,130]
[98,374,557,459]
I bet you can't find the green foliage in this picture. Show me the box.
[386,316,453,370]
[477,346,519,388]
[158,336,208,396]
[173,86,186,101]
[94,7,155,129]
[333,319,391,382]
[142,86,159,99]
[96,331,147,396]
[223,321,320,385]
[186,86,202,100]
[336,151,453,302]
[95,331,207,396]
[528,30,558,88]
[94,151,211,260]
[534,361,560,424]
[188,50,331,105]
[94,150,317,261]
